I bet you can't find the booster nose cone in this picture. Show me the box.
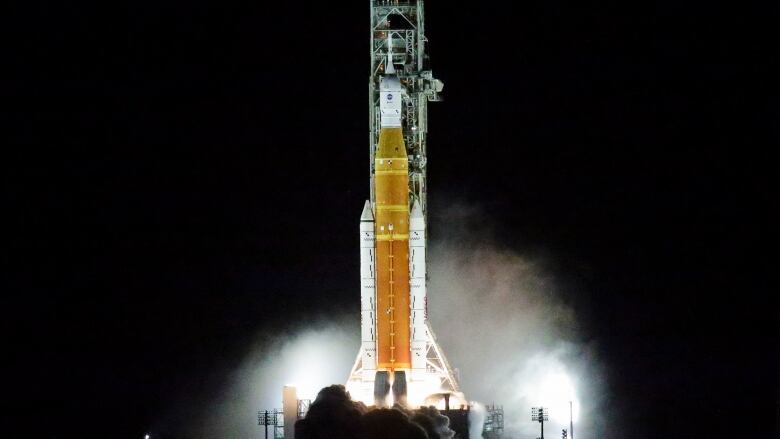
[360,200,374,222]
[410,200,423,220]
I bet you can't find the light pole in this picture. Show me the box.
[569,400,574,439]
[258,409,281,439]
[531,407,549,439]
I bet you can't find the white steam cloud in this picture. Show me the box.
[180,320,358,439]
[427,202,607,438]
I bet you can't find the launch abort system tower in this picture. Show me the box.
[346,0,460,408]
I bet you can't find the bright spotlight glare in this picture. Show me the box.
[538,372,579,424]
[278,332,354,401]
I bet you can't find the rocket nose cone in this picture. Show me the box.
[360,200,374,221]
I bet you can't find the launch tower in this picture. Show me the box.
[346,0,460,408]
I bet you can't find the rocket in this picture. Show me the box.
[359,40,410,405]
[347,4,459,409]
[358,40,429,407]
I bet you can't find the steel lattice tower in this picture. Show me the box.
[368,0,443,216]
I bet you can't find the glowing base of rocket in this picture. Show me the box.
[346,321,463,409]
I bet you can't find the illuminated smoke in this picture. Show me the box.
[468,403,487,439]
[427,201,608,438]
[177,320,359,439]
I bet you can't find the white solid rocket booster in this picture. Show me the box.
[360,200,377,381]
[409,200,427,380]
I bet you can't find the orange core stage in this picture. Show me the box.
[374,126,411,371]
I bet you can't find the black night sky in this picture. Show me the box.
[4,2,775,438]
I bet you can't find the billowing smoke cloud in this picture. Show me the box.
[362,408,428,439]
[427,201,607,438]
[296,385,366,439]
[174,319,359,439]
[411,406,455,439]
[295,385,453,439]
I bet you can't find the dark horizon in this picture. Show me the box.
[4,1,775,438]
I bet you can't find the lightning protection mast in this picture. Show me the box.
[369,0,444,217]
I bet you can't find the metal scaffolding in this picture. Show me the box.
[369,0,444,217]
[483,404,505,439]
